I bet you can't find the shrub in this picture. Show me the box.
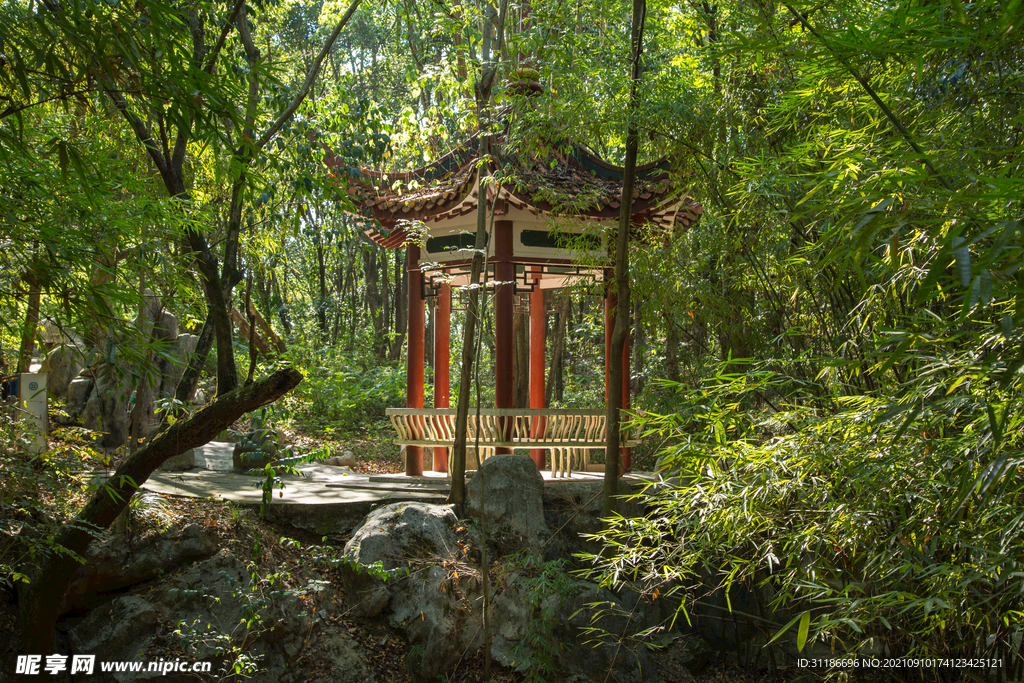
[585,365,1024,677]
[286,345,405,433]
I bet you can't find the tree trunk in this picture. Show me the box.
[363,247,387,360]
[316,237,329,340]
[19,367,303,654]
[271,270,291,334]
[348,247,358,354]
[512,296,529,408]
[546,296,569,406]
[449,152,490,511]
[604,0,645,519]
[449,0,510,513]
[84,249,116,350]
[16,269,42,374]
[389,256,408,361]
[632,299,645,396]
[664,313,681,383]
[175,316,214,406]
[426,298,435,376]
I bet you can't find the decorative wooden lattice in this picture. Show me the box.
[385,408,638,478]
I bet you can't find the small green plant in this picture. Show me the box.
[127,491,173,530]
[170,557,330,679]
[506,552,582,682]
[250,444,333,519]
[230,409,333,518]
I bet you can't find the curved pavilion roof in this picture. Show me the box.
[325,135,702,250]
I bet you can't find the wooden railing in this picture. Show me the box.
[385,408,638,478]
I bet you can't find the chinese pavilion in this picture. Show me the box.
[326,136,701,477]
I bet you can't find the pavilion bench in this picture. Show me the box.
[385,408,638,478]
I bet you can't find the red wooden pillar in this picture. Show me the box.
[529,267,546,469]
[494,220,515,455]
[406,246,425,476]
[434,281,451,472]
[603,271,631,472]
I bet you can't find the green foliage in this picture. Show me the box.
[0,413,98,589]
[287,346,405,432]
[3,0,1023,674]
[587,366,1024,673]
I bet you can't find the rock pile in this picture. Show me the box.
[337,455,682,683]
[57,289,199,448]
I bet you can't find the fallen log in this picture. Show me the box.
[229,306,272,357]
[247,300,287,354]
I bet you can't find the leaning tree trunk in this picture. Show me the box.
[19,367,303,654]
[603,0,646,519]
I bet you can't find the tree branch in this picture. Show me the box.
[255,0,362,150]
[103,84,172,189]
[604,0,646,518]
[204,0,246,75]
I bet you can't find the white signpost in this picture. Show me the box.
[18,373,48,454]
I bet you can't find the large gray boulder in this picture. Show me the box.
[317,628,376,683]
[325,449,357,468]
[66,377,94,418]
[76,548,324,683]
[342,502,472,679]
[156,333,197,401]
[654,635,713,678]
[345,502,460,572]
[148,550,280,662]
[61,523,218,613]
[159,448,195,471]
[388,563,483,677]
[232,435,278,472]
[68,595,159,664]
[153,309,178,343]
[81,362,132,447]
[139,288,163,324]
[542,479,646,557]
[41,343,85,401]
[466,454,552,554]
[553,584,659,683]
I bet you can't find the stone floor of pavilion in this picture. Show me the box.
[111,441,656,536]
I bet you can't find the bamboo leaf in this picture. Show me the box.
[952,236,971,288]
[797,610,811,652]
